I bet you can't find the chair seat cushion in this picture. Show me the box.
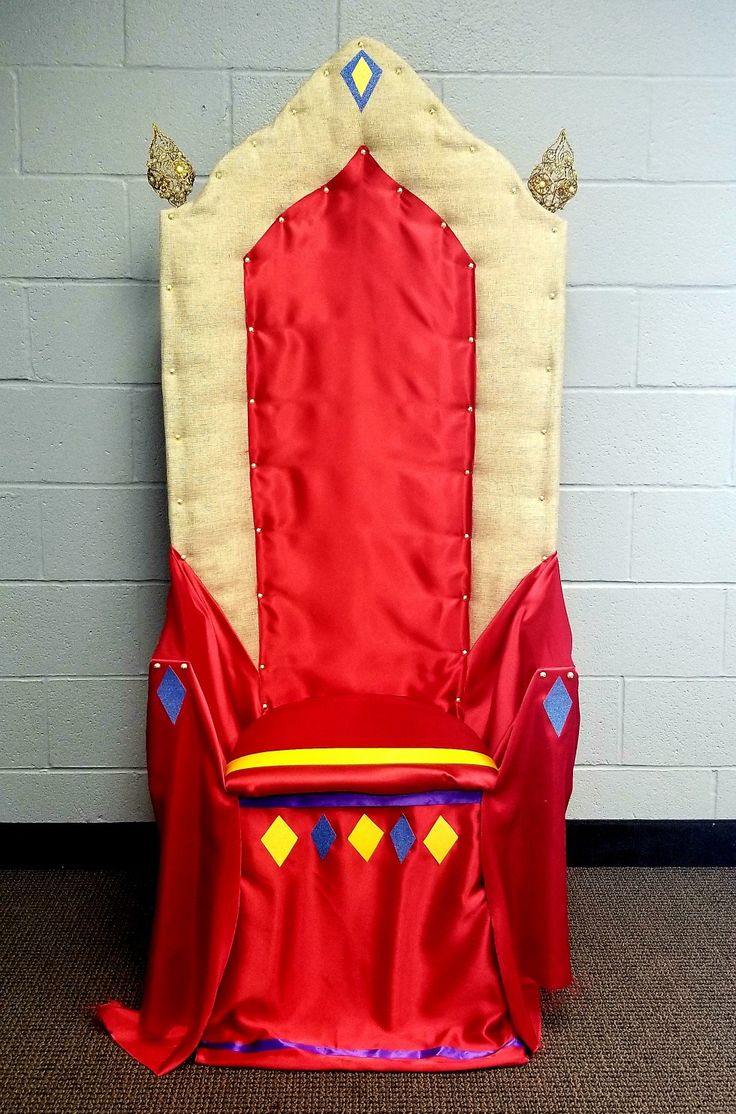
[225,693,497,796]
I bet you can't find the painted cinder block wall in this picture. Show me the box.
[1,0,734,822]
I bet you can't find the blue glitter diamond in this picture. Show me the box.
[340,50,382,112]
[156,666,186,724]
[390,815,416,863]
[543,676,573,737]
[311,815,337,859]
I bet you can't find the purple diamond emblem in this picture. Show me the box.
[156,666,186,724]
[390,815,416,863]
[543,676,573,736]
[311,815,337,859]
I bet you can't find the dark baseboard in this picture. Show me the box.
[2,823,159,870]
[566,820,736,867]
[1,820,735,869]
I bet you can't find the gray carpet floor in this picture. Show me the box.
[0,867,733,1114]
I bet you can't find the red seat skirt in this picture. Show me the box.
[197,789,524,1070]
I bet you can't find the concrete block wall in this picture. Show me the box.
[1,0,734,821]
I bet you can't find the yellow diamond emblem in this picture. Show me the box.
[423,816,458,864]
[351,56,373,97]
[348,813,384,861]
[261,815,297,866]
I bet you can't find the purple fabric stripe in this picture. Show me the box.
[199,1035,525,1061]
[238,790,483,809]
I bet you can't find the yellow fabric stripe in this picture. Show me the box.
[225,747,497,775]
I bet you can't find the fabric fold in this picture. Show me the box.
[95,549,260,1075]
[466,554,579,1049]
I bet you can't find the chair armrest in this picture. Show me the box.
[463,553,576,766]
[463,555,580,1050]
[96,549,260,1074]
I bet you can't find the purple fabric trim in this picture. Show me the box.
[238,790,483,809]
[199,1035,525,1061]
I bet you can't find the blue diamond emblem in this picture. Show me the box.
[156,666,186,724]
[311,815,337,859]
[390,815,416,863]
[340,50,382,112]
[543,676,573,736]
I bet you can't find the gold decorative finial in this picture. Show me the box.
[147,123,195,207]
[527,129,578,213]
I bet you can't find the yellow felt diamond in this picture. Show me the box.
[423,816,458,864]
[348,814,384,861]
[261,815,297,866]
[351,56,373,97]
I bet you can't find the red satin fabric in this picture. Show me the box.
[231,692,485,753]
[198,799,522,1071]
[95,147,579,1074]
[95,551,260,1075]
[467,554,579,1047]
[227,762,498,797]
[225,692,498,795]
[95,549,578,1074]
[244,147,476,712]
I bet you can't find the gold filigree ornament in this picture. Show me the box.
[527,129,578,213]
[147,122,195,207]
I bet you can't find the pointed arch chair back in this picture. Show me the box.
[95,39,579,1077]
[159,37,567,670]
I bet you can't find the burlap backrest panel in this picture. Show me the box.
[159,37,567,661]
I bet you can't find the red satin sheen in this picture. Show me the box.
[226,762,498,797]
[225,692,498,795]
[96,551,261,1075]
[232,693,485,753]
[244,147,476,712]
[96,548,578,1074]
[199,800,519,1067]
[95,147,579,1074]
